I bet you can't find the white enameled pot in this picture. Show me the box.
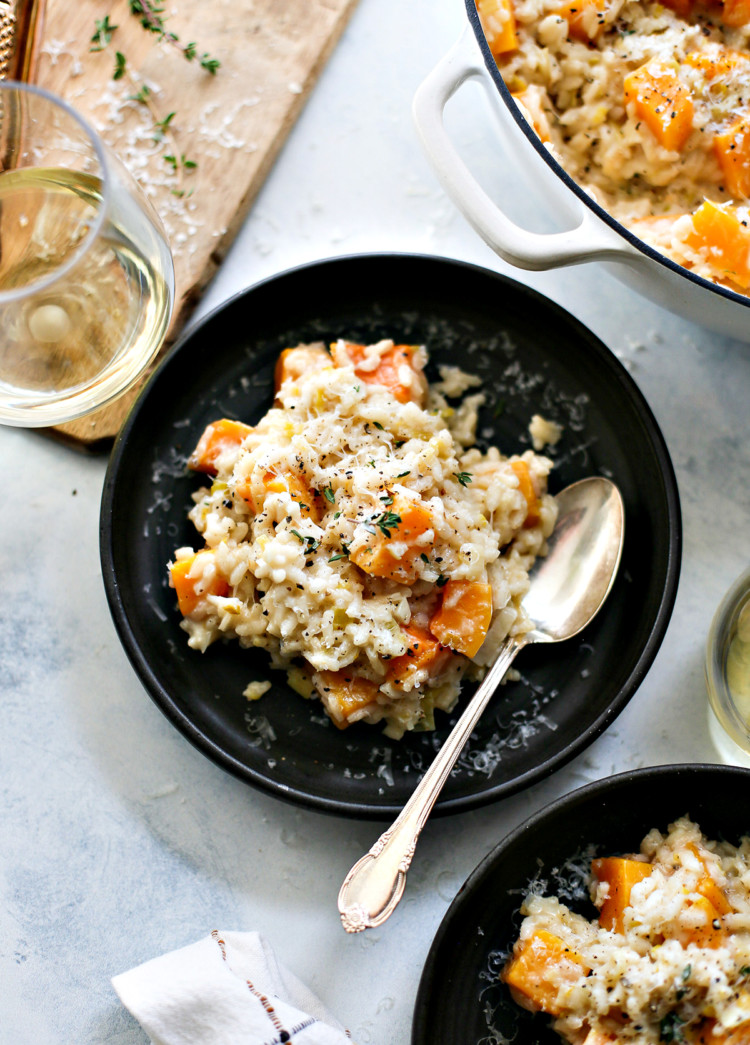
[412,4,750,341]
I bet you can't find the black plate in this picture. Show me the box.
[100,253,681,819]
[412,763,750,1045]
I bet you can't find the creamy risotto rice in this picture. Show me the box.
[503,817,750,1044]
[168,338,557,739]
[477,0,750,293]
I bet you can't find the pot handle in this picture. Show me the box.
[412,27,638,270]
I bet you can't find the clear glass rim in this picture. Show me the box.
[0,80,112,307]
[706,567,750,749]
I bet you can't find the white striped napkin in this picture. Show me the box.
[112,930,352,1045]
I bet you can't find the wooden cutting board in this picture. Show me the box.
[29,0,359,447]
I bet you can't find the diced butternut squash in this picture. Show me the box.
[591,857,654,933]
[502,929,590,1016]
[659,0,693,17]
[237,469,324,522]
[691,1023,716,1045]
[662,842,729,947]
[349,492,433,583]
[554,0,609,42]
[512,87,552,143]
[476,0,519,55]
[722,0,750,28]
[624,62,694,152]
[317,670,380,728]
[686,842,734,916]
[187,419,254,476]
[510,459,542,528]
[684,47,747,81]
[684,200,750,289]
[713,118,750,199]
[386,624,451,688]
[336,341,427,405]
[697,873,733,916]
[674,893,726,948]
[429,580,493,659]
[581,1032,618,1045]
[169,550,230,617]
[274,344,331,393]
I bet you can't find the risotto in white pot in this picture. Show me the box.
[478,0,750,294]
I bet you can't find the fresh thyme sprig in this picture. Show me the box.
[91,3,220,192]
[127,0,221,74]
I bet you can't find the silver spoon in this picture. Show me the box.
[337,476,625,934]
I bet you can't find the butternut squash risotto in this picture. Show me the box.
[503,817,750,1044]
[167,338,557,739]
[477,0,750,293]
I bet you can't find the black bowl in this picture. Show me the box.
[412,763,750,1045]
[100,253,681,819]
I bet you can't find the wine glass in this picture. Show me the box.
[0,80,175,427]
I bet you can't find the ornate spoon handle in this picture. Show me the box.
[338,634,522,933]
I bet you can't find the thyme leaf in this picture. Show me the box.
[90,15,118,51]
[290,530,320,551]
[153,111,177,141]
[128,84,152,103]
[113,51,127,80]
[659,1013,686,1043]
[164,152,197,172]
[375,511,401,538]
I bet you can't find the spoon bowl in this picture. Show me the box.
[338,476,625,934]
[523,478,624,642]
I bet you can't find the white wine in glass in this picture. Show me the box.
[0,82,174,427]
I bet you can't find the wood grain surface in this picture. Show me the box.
[31,0,358,446]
